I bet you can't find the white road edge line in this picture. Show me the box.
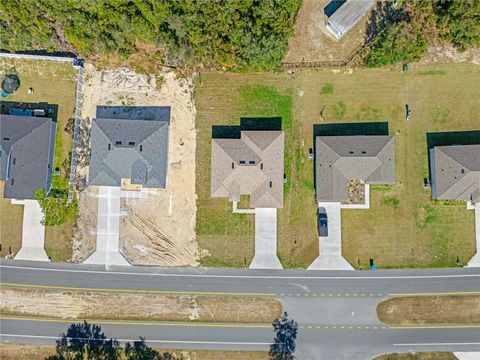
[394,343,480,346]
[1,265,480,280]
[0,333,270,345]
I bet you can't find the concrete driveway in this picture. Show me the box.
[308,202,353,270]
[249,208,283,269]
[13,199,49,262]
[467,202,480,267]
[84,186,129,266]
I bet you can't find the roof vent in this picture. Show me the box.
[239,160,246,165]
[361,151,366,154]
[349,151,354,154]
[140,145,143,152]
[129,142,135,147]
[3,137,10,141]
[249,160,255,165]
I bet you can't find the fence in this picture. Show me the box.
[0,52,84,200]
[281,36,373,70]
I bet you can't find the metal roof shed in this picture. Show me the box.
[326,0,374,39]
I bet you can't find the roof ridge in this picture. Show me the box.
[435,147,474,197]
[438,146,476,171]
[6,117,49,149]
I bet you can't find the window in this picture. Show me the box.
[249,160,255,165]
[115,141,122,146]
[140,145,143,152]
[129,142,135,146]
[239,160,246,164]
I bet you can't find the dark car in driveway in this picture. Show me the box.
[317,207,328,237]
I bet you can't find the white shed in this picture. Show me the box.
[325,0,375,39]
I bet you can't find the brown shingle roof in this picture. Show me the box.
[211,130,284,208]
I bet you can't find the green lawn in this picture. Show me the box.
[0,58,77,261]
[195,63,479,269]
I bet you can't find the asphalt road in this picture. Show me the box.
[1,260,480,359]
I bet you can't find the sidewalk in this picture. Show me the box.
[13,200,49,262]
[467,202,480,267]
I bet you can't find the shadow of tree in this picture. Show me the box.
[46,321,177,360]
[365,1,404,42]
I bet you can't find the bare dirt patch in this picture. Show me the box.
[377,295,480,325]
[74,64,197,266]
[71,186,98,262]
[284,0,370,63]
[1,287,282,323]
[421,46,480,65]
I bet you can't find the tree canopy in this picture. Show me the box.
[46,322,176,360]
[365,0,480,67]
[0,0,301,71]
[269,312,298,360]
[35,176,78,226]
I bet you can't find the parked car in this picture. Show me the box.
[317,207,328,237]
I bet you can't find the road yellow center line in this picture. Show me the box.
[0,282,275,297]
[388,291,480,296]
[390,325,480,329]
[0,316,271,329]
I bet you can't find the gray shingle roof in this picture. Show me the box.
[211,130,284,208]
[315,135,395,202]
[430,144,480,202]
[88,106,170,188]
[0,114,56,199]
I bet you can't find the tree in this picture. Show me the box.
[269,312,298,360]
[45,321,120,360]
[46,322,178,360]
[434,0,480,49]
[35,176,78,226]
[125,338,175,360]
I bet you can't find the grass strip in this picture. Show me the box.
[377,295,480,324]
[0,287,282,324]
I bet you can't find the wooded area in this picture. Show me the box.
[365,0,480,67]
[0,0,301,71]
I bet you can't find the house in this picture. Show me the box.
[325,0,375,39]
[0,114,56,199]
[429,144,480,203]
[315,135,395,202]
[211,130,284,208]
[88,106,170,188]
